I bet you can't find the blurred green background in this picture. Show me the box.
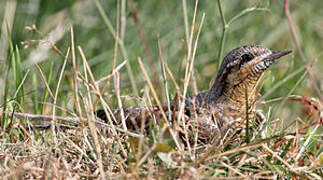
[0,0,322,123]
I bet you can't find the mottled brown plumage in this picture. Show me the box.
[96,45,292,142]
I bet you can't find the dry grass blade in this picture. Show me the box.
[0,110,79,123]
[157,37,172,121]
[78,46,128,158]
[70,27,84,126]
[120,0,126,40]
[114,70,127,130]
[78,47,106,179]
[51,48,70,147]
[177,0,203,154]
[295,124,320,160]
[137,57,182,151]
[35,63,55,100]
[204,142,263,162]
[221,161,247,178]
[202,134,291,163]
[112,0,126,132]
[182,0,189,46]
[94,61,127,109]
[157,51,180,93]
[262,144,299,175]
[93,0,138,96]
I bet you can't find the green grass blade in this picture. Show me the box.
[15,45,25,105]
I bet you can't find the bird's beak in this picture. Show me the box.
[261,49,292,68]
[270,50,292,61]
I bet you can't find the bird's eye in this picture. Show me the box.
[241,53,253,63]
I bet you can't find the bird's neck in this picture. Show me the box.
[207,74,262,118]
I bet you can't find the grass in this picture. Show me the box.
[0,0,322,179]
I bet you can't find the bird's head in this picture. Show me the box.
[208,45,292,108]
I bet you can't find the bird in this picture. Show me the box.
[97,45,292,142]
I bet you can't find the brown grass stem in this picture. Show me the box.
[137,57,182,151]
[284,0,323,102]
[35,64,55,101]
[70,27,84,127]
[52,48,70,147]
[92,0,138,96]
[78,46,128,159]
